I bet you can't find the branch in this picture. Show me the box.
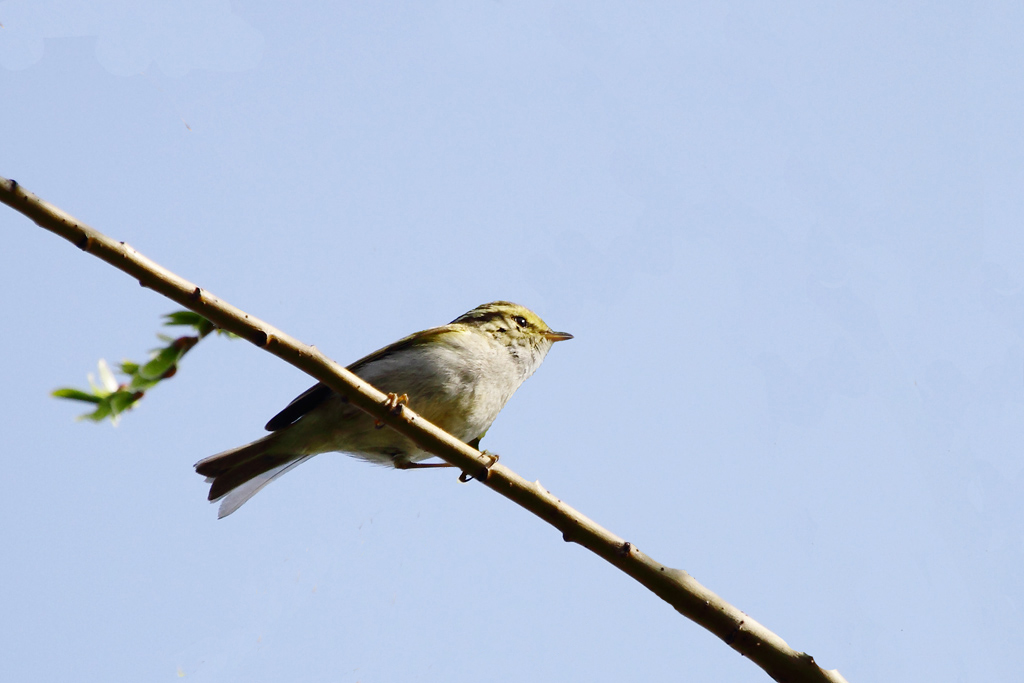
[1,176,848,683]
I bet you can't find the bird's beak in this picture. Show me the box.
[544,330,573,342]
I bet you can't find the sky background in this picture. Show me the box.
[2,2,1022,681]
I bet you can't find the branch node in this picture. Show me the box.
[75,233,91,251]
[725,619,745,645]
[618,541,633,557]
[190,287,203,301]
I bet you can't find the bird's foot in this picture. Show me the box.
[459,451,500,483]
[375,392,409,428]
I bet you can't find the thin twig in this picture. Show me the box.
[1,176,848,683]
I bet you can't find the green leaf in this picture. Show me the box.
[80,399,113,422]
[126,373,161,392]
[116,360,160,392]
[52,388,102,404]
[108,390,139,414]
[138,344,186,380]
[77,390,140,424]
[119,361,140,376]
[164,310,215,336]
[163,310,205,326]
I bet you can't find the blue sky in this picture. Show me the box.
[2,2,1022,681]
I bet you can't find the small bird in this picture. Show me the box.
[195,301,572,517]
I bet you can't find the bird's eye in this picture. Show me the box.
[513,315,528,328]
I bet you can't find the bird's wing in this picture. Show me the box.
[264,382,333,431]
[344,326,449,373]
[263,326,452,431]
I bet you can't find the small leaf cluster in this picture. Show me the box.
[52,311,235,424]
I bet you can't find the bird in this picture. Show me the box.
[194,301,572,517]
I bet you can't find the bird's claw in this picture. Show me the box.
[458,451,500,483]
[375,392,409,428]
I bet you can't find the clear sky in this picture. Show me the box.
[2,2,1022,681]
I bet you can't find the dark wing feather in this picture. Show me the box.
[264,382,334,431]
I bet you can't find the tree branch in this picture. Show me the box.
[1,176,848,683]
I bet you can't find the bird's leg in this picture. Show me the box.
[375,392,409,428]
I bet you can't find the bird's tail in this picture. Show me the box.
[194,434,312,518]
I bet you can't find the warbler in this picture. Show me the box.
[195,301,572,517]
